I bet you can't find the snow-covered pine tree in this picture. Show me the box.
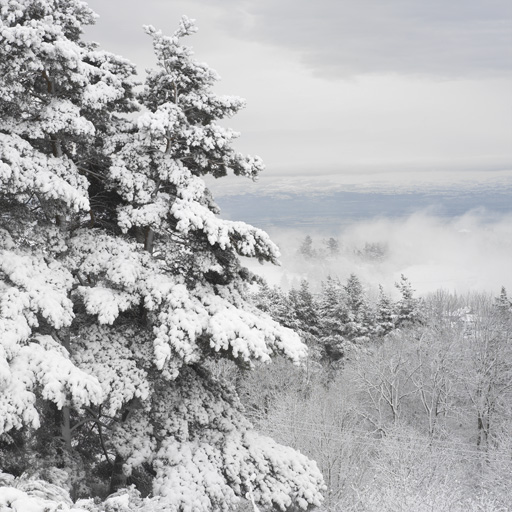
[394,274,424,328]
[495,286,512,314]
[317,276,347,365]
[343,273,372,342]
[289,279,320,339]
[298,235,315,260]
[288,280,322,378]
[253,282,297,331]
[375,285,396,336]
[0,0,138,487]
[0,3,324,510]
[324,237,339,257]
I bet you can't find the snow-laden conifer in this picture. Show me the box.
[394,274,424,327]
[318,276,348,364]
[375,284,396,335]
[343,273,372,342]
[0,0,137,445]
[0,4,324,510]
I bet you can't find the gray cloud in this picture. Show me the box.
[85,0,512,79]
[206,0,512,78]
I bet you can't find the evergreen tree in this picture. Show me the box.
[343,273,372,341]
[318,276,347,365]
[0,0,138,492]
[290,279,320,337]
[495,286,512,314]
[253,282,296,330]
[298,235,315,259]
[252,280,276,314]
[375,285,396,336]
[288,279,322,364]
[394,274,423,328]
[324,237,339,257]
[0,5,323,510]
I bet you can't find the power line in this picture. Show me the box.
[257,420,512,463]
[263,418,485,450]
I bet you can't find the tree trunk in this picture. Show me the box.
[108,399,140,493]
[109,221,155,493]
[61,406,72,452]
[144,227,154,254]
[109,454,128,494]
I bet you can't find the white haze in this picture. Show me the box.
[244,211,512,298]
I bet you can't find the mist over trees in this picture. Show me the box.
[260,219,512,297]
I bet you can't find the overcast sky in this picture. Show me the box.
[84,0,512,193]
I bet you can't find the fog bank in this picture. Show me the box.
[245,211,512,296]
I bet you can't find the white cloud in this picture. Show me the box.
[247,212,512,296]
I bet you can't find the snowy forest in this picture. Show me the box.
[244,246,512,511]
[0,1,511,511]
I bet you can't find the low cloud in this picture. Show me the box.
[246,211,512,297]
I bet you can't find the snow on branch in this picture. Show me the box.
[0,134,89,212]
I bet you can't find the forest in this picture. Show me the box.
[0,1,511,511]
[239,253,512,511]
